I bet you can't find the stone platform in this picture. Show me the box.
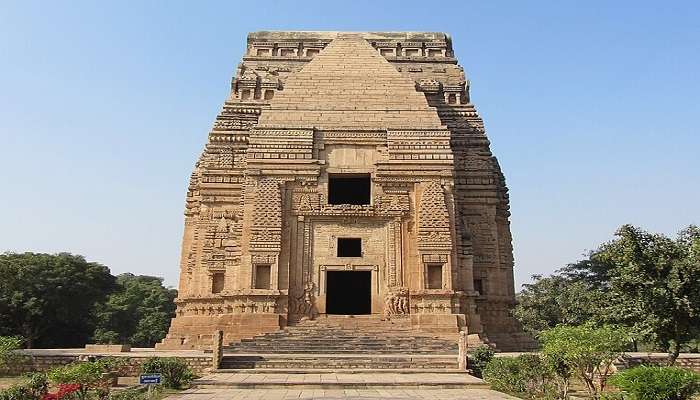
[179,316,512,398]
[165,387,519,400]
[193,371,486,389]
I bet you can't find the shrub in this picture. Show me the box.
[0,373,48,400]
[108,387,153,400]
[26,373,49,398]
[609,365,700,400]
[0,336,24,374]
[540,324,629,398]
[41,383,81,400]
[141,358,193,389]
[482,354,555,399]
[48,358,122,400]
[467,345,494,378]
[0,385,33,400]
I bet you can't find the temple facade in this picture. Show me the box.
[158,31,533,351]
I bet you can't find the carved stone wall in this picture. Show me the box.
[159,31,533,351]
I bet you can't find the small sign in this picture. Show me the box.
[139,374,162,385]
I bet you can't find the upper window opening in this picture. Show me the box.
[328,174,371,205]
[254,264,271,289]
[428,49,442,57]
[338,238,362,257]
[212,273,225,294]
[474,279,484,295]
[426,264,443,289]
[279,48,295,57]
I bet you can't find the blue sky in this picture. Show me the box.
[1,1,698,289]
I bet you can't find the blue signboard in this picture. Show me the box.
[139,374,162,385]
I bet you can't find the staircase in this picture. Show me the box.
[191,315,491,390]
[219,315,460,371]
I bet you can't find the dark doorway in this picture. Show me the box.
[326,271,371,315]
[328,174,371,205]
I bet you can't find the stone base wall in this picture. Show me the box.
[618,353,700,373]
[410,313,460,339]
[157,313,284,350]
[2,352,212,376]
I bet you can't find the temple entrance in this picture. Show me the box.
[326,271,371,315]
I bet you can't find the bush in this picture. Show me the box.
[26,373,49,398]
[108,387,155,400]
[141,358,193,389]
[609,365,700,400]
[48,358,123,400]
[0,373,48,400]
[0,385,33,400]
[467,345,494,378]
[482,354,555,399]
[0,337,23,374]
[42,383,81,400]
[540,324,629,398]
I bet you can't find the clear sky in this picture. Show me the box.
[1,1,698,289]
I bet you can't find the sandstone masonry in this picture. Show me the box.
[158,31,535,351]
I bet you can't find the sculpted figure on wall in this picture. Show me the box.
[384,286,409,316]
[291,282,318,321]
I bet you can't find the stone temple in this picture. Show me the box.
[159,31,534,351]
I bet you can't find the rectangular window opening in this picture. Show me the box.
[426,264,443,289]
[212,273,225,294]
[337,238,362,257]
[328,174,371,205]
[427,49,442,57]
[474,279,484,295]
[254,264,271,289]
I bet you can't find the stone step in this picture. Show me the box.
[235,339,453,346]
[213,368,467,374]
[192,372,487,390]
[224,348,457,357]
[238,336,453,341]
[221,362,458,369]
[225,345,456,350]
[227,345,456,350]
[220,354,459,370]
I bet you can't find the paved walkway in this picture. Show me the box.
[164,387,520,399]
[193,372,484,387]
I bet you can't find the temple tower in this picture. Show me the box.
[158,32,533,351]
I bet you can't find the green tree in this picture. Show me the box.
[0,253,115,348]
[514,224,700,363]
[540,324,630,399]
[514,273,605,335]
[568,225,700,364]
[93,274,177,347]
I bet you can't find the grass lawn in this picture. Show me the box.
[151,388,182,399]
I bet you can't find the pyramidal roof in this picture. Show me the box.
[257,34,444,130]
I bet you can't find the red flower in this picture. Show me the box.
[41,383,82,400]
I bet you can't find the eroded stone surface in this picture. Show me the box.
[159,31,535,352]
